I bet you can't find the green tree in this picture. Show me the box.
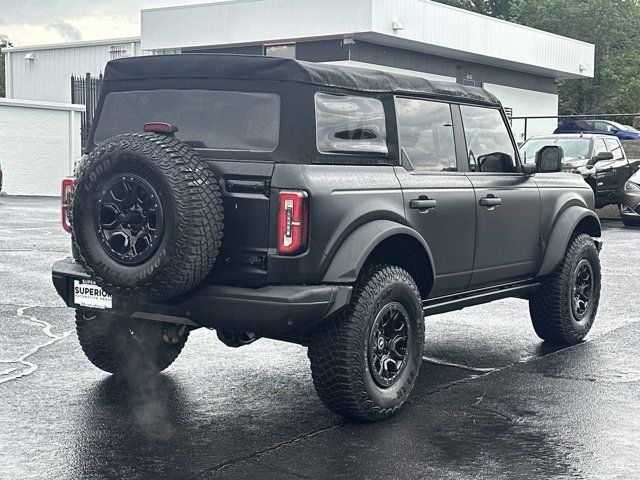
[435,0,640,116]
[437,0,519,19]
[513,0,640,115]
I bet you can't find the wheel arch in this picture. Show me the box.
[538,206,602,277]
[322,220,435,298]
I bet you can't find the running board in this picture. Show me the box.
[422,281,541,316]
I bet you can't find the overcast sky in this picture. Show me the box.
[0,0,223,46]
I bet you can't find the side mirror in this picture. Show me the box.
[588,151,614,166]
[536,145,564,173]
[522,163,537,175]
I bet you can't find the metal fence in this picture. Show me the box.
[71,73,103,148]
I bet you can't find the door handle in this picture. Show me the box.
[410,198,437,212]
[479,196,502,208]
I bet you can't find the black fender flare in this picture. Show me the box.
[538,206,602,277]
[321,220,435,284]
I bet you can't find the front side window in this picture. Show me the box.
[94,89,281,152]
[315,93,388,155]
[460,106,517,173]
[605,138,624,160]
[593,139,607,156]
[396,97,457,172]
[595,121,615,133]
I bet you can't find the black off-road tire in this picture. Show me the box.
[308,265,425,421]
[75,309,189,374]
[72,133,223,301]
[529,234,601,345]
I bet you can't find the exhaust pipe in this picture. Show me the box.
[217,329,260,348]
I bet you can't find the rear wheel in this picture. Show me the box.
[529,234,601,345]
[75,309,189,374]
[308,265,424,421]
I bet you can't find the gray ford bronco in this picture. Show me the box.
[53,54,602,421]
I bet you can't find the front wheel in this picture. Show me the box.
[529,234,601,345]
[75,309,190,374]
[308,265,425,421]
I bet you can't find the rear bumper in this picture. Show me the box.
[52,258,352,336]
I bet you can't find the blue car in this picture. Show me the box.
[554,119,640,140]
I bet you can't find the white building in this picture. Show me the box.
[1,0,595,195]
[3,37,142,104]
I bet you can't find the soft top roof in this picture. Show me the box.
[103,53,501,106]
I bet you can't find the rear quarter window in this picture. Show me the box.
[93,89,281,152]
[315,92,388,155]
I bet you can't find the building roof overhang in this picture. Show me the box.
[141,0,595,80]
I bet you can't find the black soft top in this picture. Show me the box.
[103,53,501,106]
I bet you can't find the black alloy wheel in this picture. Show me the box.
[368,302,410,388]
[96,174,165,265]
[571,259,594,320]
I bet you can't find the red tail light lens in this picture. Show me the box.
[143,122,178,135]
[61,177,75,233]
[277,190,309,255]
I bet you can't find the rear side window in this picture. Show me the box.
[460,106,517,173]
[315,92,387,155]
[94,89,281,152]
[396,97,457,172]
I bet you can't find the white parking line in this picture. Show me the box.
[0,306,74,385]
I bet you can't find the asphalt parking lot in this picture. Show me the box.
[1,196,639,480]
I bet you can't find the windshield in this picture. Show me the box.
[519,138,591,163]
[93,89,281,152]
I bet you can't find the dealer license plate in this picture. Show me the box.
[73,280,112,310]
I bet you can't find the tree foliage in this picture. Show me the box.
[436,0,640,115]
[437,0,520,19]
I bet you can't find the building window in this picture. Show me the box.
[264,43,296,59]
[153,48,182,55]
[109,45,128,60]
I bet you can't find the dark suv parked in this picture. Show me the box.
[520,133,640,208]
[53,55,602,421]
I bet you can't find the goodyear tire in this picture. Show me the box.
[529,234,601,345]
[308,265,425,421]
[72,133,223,301]
[75,309,189,374]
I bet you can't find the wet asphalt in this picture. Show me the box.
[0,196,639,480]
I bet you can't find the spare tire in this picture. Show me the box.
[72,133,223,301]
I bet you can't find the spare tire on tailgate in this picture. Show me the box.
[72,133,223,301]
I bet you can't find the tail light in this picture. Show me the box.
[61,178,75,233]
[277,190,309,255]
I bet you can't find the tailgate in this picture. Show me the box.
[204,158,275,287]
